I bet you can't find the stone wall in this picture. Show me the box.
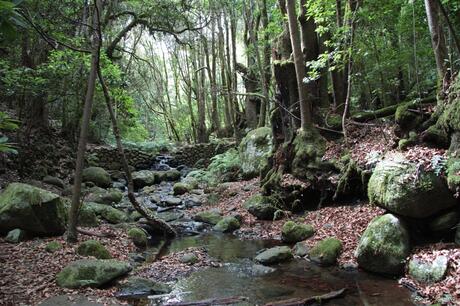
[170,141,236,168]
[87,146,154,170]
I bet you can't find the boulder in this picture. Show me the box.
[238,127,273,178]
[255,246,293,265]
[368,153,456,218]
[293,242,308,257]
[82,167,111,188]
[281,221,314,243]
[78,205,99,227]
[43,176,65,188]
[5,228,27,243]
[180,253,199,264]
[45,241,63,253]
[408,255,448,283]
[162,196,182,207]
[118,277,171,297]
[429,211,459,233]
[127,228,148,247]
[56,259,131,288]
[193,210,222,225]
[447,158,460,193]
[308,238,342,266]
[0,183,67,235]
[77,240,112,259]
[132,170,159,188]
[173,183,190,195]
[85,187,122,205]
[85,202,127,224]
[244,194,277,220]
[214,216,241,233]
[163,169,181,181]
[355,214,410,275]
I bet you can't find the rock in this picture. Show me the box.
[56,259,131,288]
[85,187,122,205]
[82,167,112,188]
[132,170,159,188]
[293,242,309,257]
[163,169,181,181]
[0,183,67,235]
[239,127,273,179]
[45,241,63,253]
[127,228,148,247]
[455,226,460,245]
[180,253,198,264]
[130,211,143,222]
[255,246,293,265]
[77,240,112,259]
[128,253,145,263]
[429,211,459,232]
[162,196,182,207]
[368,153,456,218]
[308,237,342,266]
[355,214,410,275]
[193,210,222,225]
[5,228,26,243]
[214,216,241,233]
[83,203,128,224]
[250,264,276,276]
[244,194,277,220]
[281,221,315,243]
[173,183,190,195]
[447,157,460,193]
[43,176,65,188]
[408,255,448,283]
[78,205,99,227]
[118,277,171,297]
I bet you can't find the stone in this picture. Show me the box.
[132,170,159,188]
[250,264,276,276]
[56,259,131,288]
[0,183,67,235]
[193,210,222,225]
[213,216,241,233]
[255,246,293,265]
[355,214,410,275]
[85,187,122,205]
[368,153,456,218]
[43,176,65,188]
[118,277,171,297]
[127,228,148,247]
[77,240,112,259]
[86,204,128,224]
[281,221,315,243]
[308,237,342,266]
[78,205,100,227]
[173,183,190,195]
[162,196,182,207]
[5,228,26,243]
[244,194,277,220]
[238,127,273,179]
[45,241,63,253]
[179,253,198,264]
[163,169,181,181]
[408,255,448,283]
[293,242,309,257]
[429,211,459,232]
[82,167,112,188]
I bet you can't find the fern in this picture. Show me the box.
[431,155,447,176]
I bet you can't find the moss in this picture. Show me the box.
[213,216,241,233]
[396,104,423,132]
[281,221,314,243]
[82,167,112,188]
[447,158,460,192]
[77,240,112,259]
[127,228,148,247]
[238,127,273,179]
[193,210,222,225]
[173,183,190,195]
[78,205,99,227]
[325,114,343,130]
[291,128,326,180]
[45,241,63,253]
[308,237,342,266]
[423,125,450,148]
[100,207,127,224]
[243,194,279,220]
[334,158,365,200]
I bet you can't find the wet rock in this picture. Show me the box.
[193,210,223,225]
[45,241,63,253]
[157,211,184,222]
[132,170,159,188]
[82,167,112,188]
[173,183,190,195]
[408,255,448,283]
[239,127,273,179]
[180,253,199,264]
[77,240,112,259]
[5,228,27,243]
[0,183,67,235]
[214,216,241,233]
[56,259,131,288]
[308,237,342,266]
[355,214,410,275]
[281,221,315,243]
[112,182,126,190]
[84,202,127,224]
[162,196,182,207]
[250,264,276,276]
[43,176,65,188]
[118,277,171,297]
[127,228,148,247]
[183,196,202,208]
[429,211,459,233]
[368,153,456,218]
[255,246,293,265]
[293,242,309,257]
[244,195,277,220]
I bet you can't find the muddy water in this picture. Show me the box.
[144,234,414,306]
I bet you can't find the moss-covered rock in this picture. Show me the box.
[447,158,460,193]
[78,205,100,227]
[100,207,127,224]
[238,127,273,179]
[408,255,448,283]
[5,228,27,243]
[0,183,67,235]
[281,221,314,243]
[132,170,159,188]
[173,183,190,195]
[82,167,112,188]
[213,216,241,233]
[368,153,456,218]
[193,210,222,225]
[85,187,122,205]
[77,240,112,259]
[291,128,326,180]
[43,176,65,188]
[163,169,181,181]
[56,259,131,288]
[255,246,293,265]
[308,237,342,266]
[429,211,459,233]
[396,103,423,132]
[398,131,418,151]
[45,241,63,253]
[243,194,278,220]
[355,214,410,275]
[127,228,148,247]
[180,253,199,264]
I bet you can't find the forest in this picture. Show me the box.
[1,0,460,305]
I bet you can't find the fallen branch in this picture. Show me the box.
[264,288,346,306]
[165,296,249,306]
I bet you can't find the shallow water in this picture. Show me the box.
[142,234,415,306]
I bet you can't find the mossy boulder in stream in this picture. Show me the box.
[0,183,67,235]
[214,216,241,233]
[82,167,112,188]
[193,210,222,225]
[56,259,131,288]
[355,214,410,275]
[368,153,456,218]
[255,246,293,265]
[244,194,278,220]
[77,240,112,259]
[238,127,273,179]
[308,238,342,266]
[281,221,314,243]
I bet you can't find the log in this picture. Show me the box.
[264,288,346,306]
[165,296,249,306]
